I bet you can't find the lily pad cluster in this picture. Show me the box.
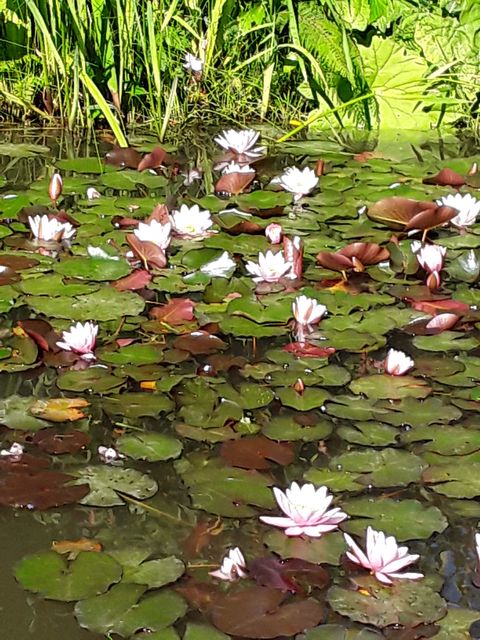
[2,133,480,638]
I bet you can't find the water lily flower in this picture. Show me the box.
[183,52,204,73]
[265,223,283,245]
[425,313,459,332]
[182,168,203,186]
[476,533,480,567]
[28,214,75,242]
[209,547,248,581]
[48,172,63,207]
[437,193,480,228]
[86,187,101,200]
[134,219,172,250]
[293,295,327,327]
[384,348,414,376]
[222,161,255,175]
[245,250,292,282]
[0,442,24,460]
[87,246,120,260]
[284,235,303,279]
[98,446,125,464]
[200,251,236,277]
[344,526,424,585]
[259,482,348,537]
[170,204,213,239]
[56,321,98,360]
[275,166,318,202]
[412,241,446,290]
[214,128,264,159]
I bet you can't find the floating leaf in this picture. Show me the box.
[72,466,158,507]
[116,432,183,462]
[220,436,294,469]
[15,551,122,601]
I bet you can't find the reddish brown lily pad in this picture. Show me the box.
[126,235,167,270]
[210,585,323,638]
[113,269,152,291]
[283,343,336,358]
[32,429,91,455]
[173,331,227,355]
[316,242,389,273]
[137,146,172,171]
[423,167,465,187]
[104,146,142,169]
[0,255,39,270]
[215,171,255,196]
[149,298,196,325]
[18,319,58,351]
[367,197,456,231]
[0,465,89,510]
[220,436,294,469]
[249,556,330,593]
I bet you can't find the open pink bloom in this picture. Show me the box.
[56,321,98,360]
[209,547,248,581]
[425,313,459,332]
[412,241,446,289]
[344,527,424,585]
[384,348,414,376]
[245,250,292,282]
[265,223,283,245]
[260,482,347,537]
[293,295,327,327]
[283,235,303,279]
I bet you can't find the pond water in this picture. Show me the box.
[2,127,480,639]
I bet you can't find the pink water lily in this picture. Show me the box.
[412,241,446,290]
[293,295,327,327]
[56,321,98,360]
[344,526,424,585]
[384,348,414,376]
[209,547,248,581]
[265,223,283,245]
[245,250,292,283]
[260,482,348,537]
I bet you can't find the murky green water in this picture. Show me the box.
[2,127,480,639]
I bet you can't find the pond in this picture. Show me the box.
[2,127,480,640]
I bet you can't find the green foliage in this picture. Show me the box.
[0,0,479,134]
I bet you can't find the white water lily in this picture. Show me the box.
[437,193,480,228]
[245,250,292,282]
[182,168,203,186]
[214,128,264,158]
[183,52,203,73]
[87,246,120,260]
[86,187,101,200]
[200,251,236,277]
[134,219,172,249]
[412,242,446,274]
[56,321,98,360]
[28,214,75,242]
[293,295,327,327]
[0,442,24,460]
[275,166,318,202]
[98,446,125,464]
[170,204,213,238]
[222,161,255,175]
[265,223,283,244]
[384,348,414,376]
[209,547,248,581]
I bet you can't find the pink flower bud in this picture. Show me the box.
[48,173,63,207]
[265,223,283,244]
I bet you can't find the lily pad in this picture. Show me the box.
[263,530,346,565]
[116,432,183,462]
[123,556,185,589]
[15,551,122,601]
[72,465,158,507]
[54,257,131,281]
[327,576,446,627]
[75,583,186,636]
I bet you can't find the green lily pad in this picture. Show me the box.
[75,583,186,636]
[330,448,427,488]
[19,273,97,297]
[184,623,230,640]
[401,424,480,454]
[263,530,346,565]
[123,556,185,589]
[336,421,398,446]
[423,462,480,498]
[29,287,145,321]
[101,169,168,191]
[349,374,431,399]
[72,465,158,507]
[54,257,131,281]
[175,457,274,517]
[219,316,287,338]
[116,432,183,461]
[262,415,333,441]
[57,368,126,393]
[433,608,480,640]
[276,387,330,411]
[413,332,480,352]
[342,497,448,540]
[0,395,52,431]
[98,344,165,366]
[327,576,446,627]
[15,551,122,601]
[56,157,109,173]
[102,393,174,418]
